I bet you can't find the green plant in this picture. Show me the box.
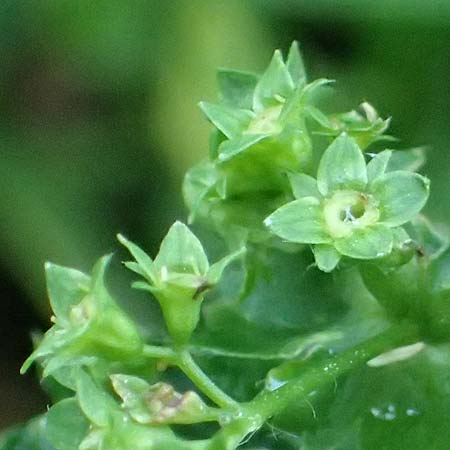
[8,42,450,450]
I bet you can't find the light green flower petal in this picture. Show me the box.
[371,171,430,226]
[199,101,254,138]
[264,197,331,244]
[313,244,341,272]
[367,150,392,183]
[335,224,393,259]
[288,172,320,199]
[317,133,367,195]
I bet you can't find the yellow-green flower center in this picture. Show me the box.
[323,190,379,238]
[245,105,283,135]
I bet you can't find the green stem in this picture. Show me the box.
[142,344,177,360]
[244,322,419,420]
[178,350,239,410]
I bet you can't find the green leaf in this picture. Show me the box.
[303,345,450,450]
[387,147,426,172]
[45,263,90,326]
[0,416,52,450]
[265,197,331,244]
[76,370,118,427]
[371,171,430,227]
[286,41,306,87]
[317,134,367,195]
[313,244,341,272]
[117,234,157,282]
[198,101,254,138]
[253,50,294,112]
[288,172,320,199]
[217,133,270,162]
[207,247,246,285]
[335,224,393,259]
[46,398,89,450]
[153,221,209,275]
[366,150,392,183]
[217,69,258,109]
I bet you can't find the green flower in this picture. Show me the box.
[264,134,430,272]
[118,222,244,344]
[200,41,320,191]
[308,101,393,149]
[21,256,143,376]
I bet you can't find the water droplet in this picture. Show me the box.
[370,404,397,421]
[406,408,420,417]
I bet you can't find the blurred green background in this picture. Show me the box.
[1,0,450,430]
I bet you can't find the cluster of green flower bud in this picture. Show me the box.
[185,42,430,273]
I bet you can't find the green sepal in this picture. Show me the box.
[317,133,367,196]
[199,101,254,139]
[153,221,209,276]
[335,224,393,259]
[217,68,258,109]
[217,133,270,163]
[286,41,306,87]
[207,247,246,285]
[253,49,294,112]
[373,227,415,270]
[313,244,341,272]
[366,150,392,183]
[288,172,320,199]
[279,78,332,125]
[371,171,430,227]
[44,263,90,327]
[117,234,157,282]
[46,398,89,450]
[387,147,426,172]
[265,197,331,244]
[183,160,218,223]
[406,215,449,260]
[76,369,119,427]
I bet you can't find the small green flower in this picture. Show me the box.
[21,256,143,375]
[265,134,430,272]
[111,374,216,425]
[200,41,319,187]
[309,101,393,149]
[118,221,244,345]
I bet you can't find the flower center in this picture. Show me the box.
[323,190,379,238]
[245,105,283,135]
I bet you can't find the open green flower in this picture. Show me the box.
[264,134,430,272]
[119,222,244,344]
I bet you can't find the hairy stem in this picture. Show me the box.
[244,322,419,420]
